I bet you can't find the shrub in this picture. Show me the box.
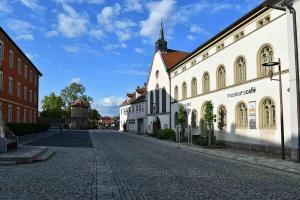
[6,123,50,136]
[216,140,226,146]
[157,128,175,140]
[195,136,208,146]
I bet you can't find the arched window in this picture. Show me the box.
[191,78,197,97]
[217,105,227,129]
[150,91,153,114]
[217,65,226,89]
[191,109,198,128]
[260,98,276,129]
[174,86,178,100]
[182,82,187,99]
[236,102,248,128]
[174,112,178,127]
[184,110,188,128]
[155,84,160,113]
[202,72,210,94]
[235,56,246,84]
[258,45,274,77]
[162,87,166,113]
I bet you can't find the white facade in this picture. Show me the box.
[146,52,171,133]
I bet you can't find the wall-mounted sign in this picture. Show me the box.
[248,101,256,129]
[227,87,256,98]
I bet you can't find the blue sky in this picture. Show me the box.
[0,0,261,116]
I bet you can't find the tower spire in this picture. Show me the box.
[155,19,167,52]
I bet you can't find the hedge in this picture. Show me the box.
[157,128,175,140]
[6,123,50,136]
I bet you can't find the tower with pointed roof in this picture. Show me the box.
[155,20,168,52]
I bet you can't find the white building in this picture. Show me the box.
[119,85,147,133]
[144,0,300,161]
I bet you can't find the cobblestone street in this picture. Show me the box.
[1,130,300,200]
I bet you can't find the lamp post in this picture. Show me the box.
[262,58,285,160]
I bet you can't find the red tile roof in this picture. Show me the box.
[71,99,89,108]
[161,49,190,70]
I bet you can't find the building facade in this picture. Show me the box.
[119,85,147,133]
[0,27,42,124]
[70,99,88,129]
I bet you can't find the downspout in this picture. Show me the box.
[169,73,172,129]
[270,0,300,162]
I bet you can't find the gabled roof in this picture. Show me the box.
[71,99,89,108]
[161,49,190,70]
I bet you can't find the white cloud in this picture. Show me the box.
[56,0,105,4]
[140,0,175,40]
[102,43,127,51]
[0,0,12,13]
[20,0,45,12]
[7,19,36,41]
[71,77,81,83]
[57,4,89,38]
[134,48,144,54]
[63,45,80,53]
[124,0,143,12]
[187,35,195,41]
[113,69,148,76]
[45,30,59,38]
[94,96,124,116]
[89,28,105,40]
[97,3,121,32]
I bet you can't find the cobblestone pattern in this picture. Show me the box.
[0,147,96,200]
[91,131,300,200]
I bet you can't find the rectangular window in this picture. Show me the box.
[191,59,197,66]
[234,30,244,41]
[30,90,32,103]
[29,110,32,123]
[18,59,21,74]
[8,104,13,122]
[257,15,270,28]
[34,93,37,105]
[17,83,21,98]
[24,109,27,123]
[202,52,209,60]
[17,107,20,123]
[0,70,3,90]
[8,77,13,95]
[174,70,178,76]
[182,66,187,72]
[24,65,28,79]
[24,87,27,101]
[0,41,4,60]
[30,70,33,83]
[9,50,13,69]
[216,43,224,51]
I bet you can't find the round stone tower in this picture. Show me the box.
[70,99,89,129]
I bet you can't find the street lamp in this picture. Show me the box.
[262,57,285,160]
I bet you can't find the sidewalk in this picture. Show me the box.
[126,132,300,176]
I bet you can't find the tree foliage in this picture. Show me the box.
[60,82,93,108]
[218,108,225,132]
[41,92,64,117]
[177,105,186,126]
[89,109,101,121]
[204,101,214,126]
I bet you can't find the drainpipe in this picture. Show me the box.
[169,73,172,129]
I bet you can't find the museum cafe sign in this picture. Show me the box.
[227,87,256,98]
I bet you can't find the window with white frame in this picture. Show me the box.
[24,86,27,101]
[0,69,3,90]
[234,30,244,41]
[8,104,13,122]
[17,107,20,123]
[18,59,21,74]
[30,70,33,83]
[30,90,33,103]
[17,83,21,98]
[24,65,28,79]
[8,76,13,95]
[257,15,271,28]
[0,40,4,60]
[24,109,27,123]
[9,50,13,69]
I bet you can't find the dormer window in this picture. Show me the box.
[155,70,159,78]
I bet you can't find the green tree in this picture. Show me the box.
[89,109,101,121]
[218,109,225,132]
[41,92,64,117]
[60,82,93,109]
[177,105,186,126]
[203,101,214,146]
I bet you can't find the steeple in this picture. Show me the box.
[155,19,167,52]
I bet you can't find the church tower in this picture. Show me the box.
[155,21,168,52]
